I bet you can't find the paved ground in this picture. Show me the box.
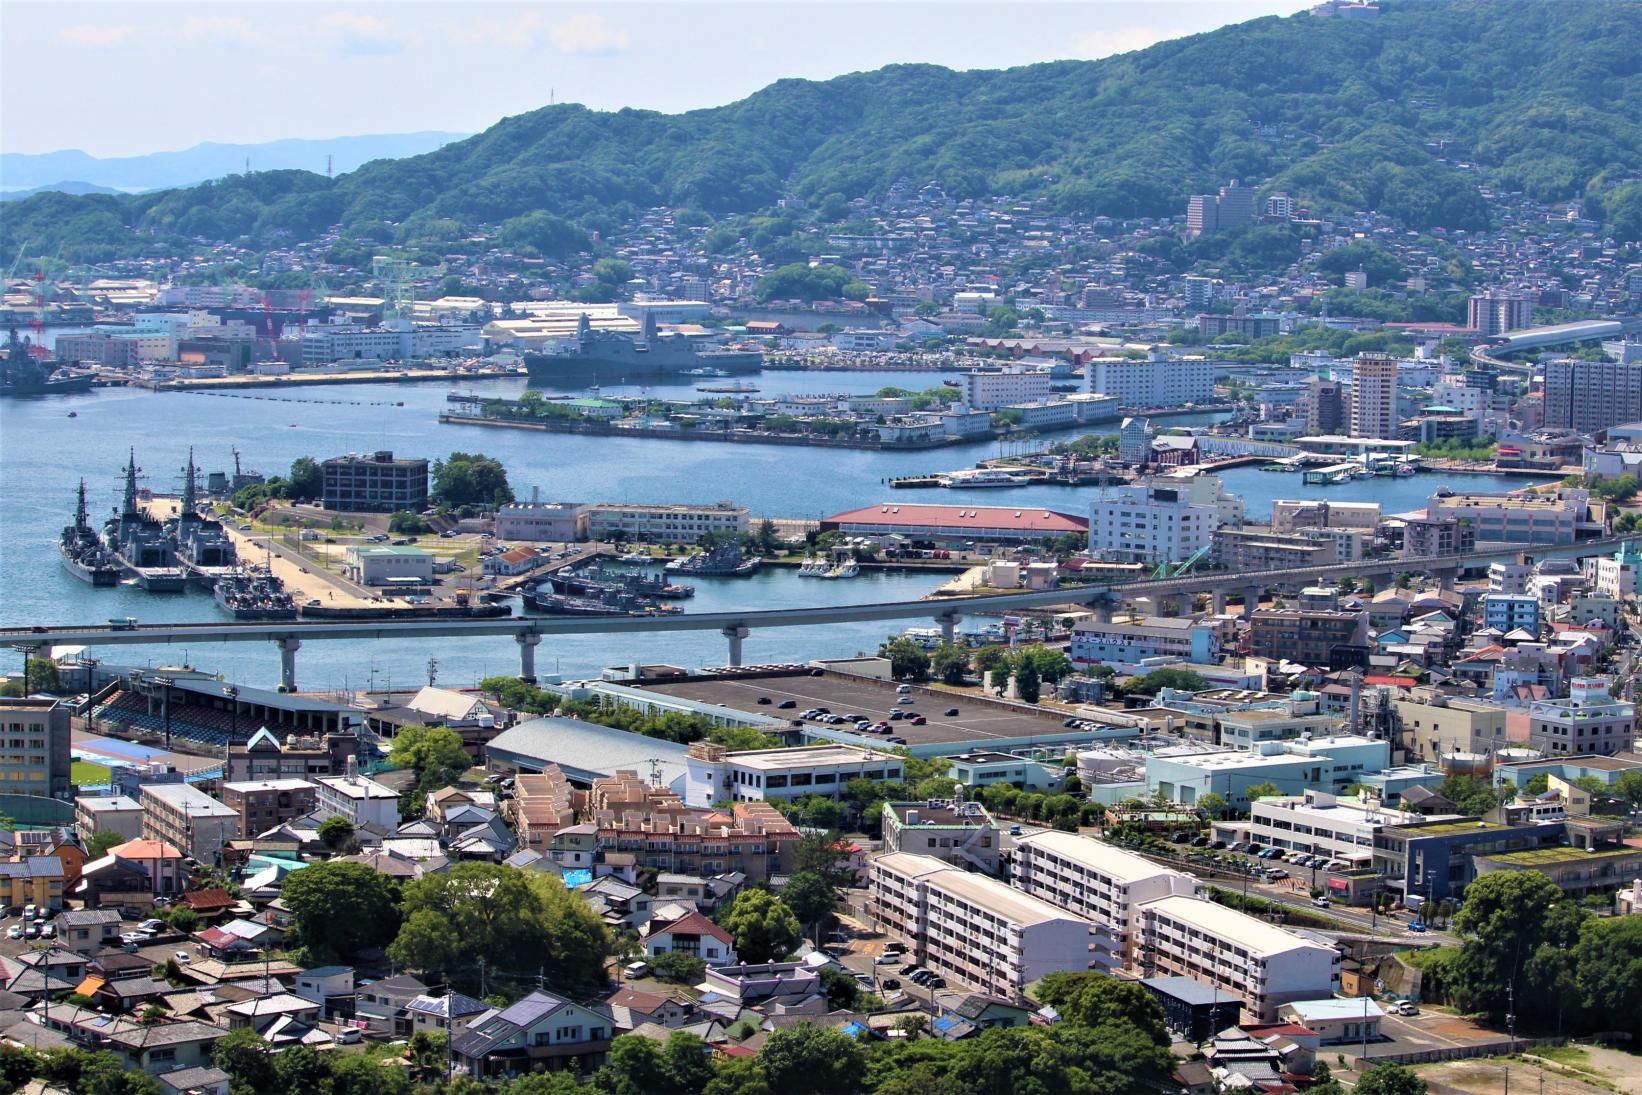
[644,672,1082,750]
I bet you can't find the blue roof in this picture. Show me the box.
[561,869,593,889]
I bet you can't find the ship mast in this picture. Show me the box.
[74,479,89,531]
[181,447,198,516]
[121,449,139,516]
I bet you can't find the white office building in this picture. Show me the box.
[1013,831,1199,969]
[1088,355,1214,408]
[314,773,402,829]
[1248,790,1419,869]
[1136,894,1340,1021]
[1145,736,1393,809]
[959,367,1053,411]
[1527,677,1636,756]
[684,743,904,806]
[584,503,748,544]
[869,852,1093,1000]
[1088,477,1240,564]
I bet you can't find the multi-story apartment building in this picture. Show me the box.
[320,450,429,513]
[881,799,999,874]
[1088,483,1217,565]
[218,778,317,838]
[1306,377,1346,435]
[869,852,1092,1001]
[584,769,799,880]
[1481,593,1540,634]
[1469,290,1533,337]
[1012,831,1198,969]
[684,742,904,806]
[1349,354,1399,440]
[1070,615,1219,667]
[313,772,401,829]
[1401,513,1478,558]
[1136,895,1340,1021]
[1248,609,1369,667]
[584,502,748,544]
[1590,540,1642,599]
[1424,488,1590,546]
[0,698,72,800]
[1270,499,1380,535]
[1542,360,1642,433]
[74,795,145,843]
[1214,526,1337,571]
[1528,677,1635,756]
[139,783,240,860]
[504,769,576,852]
[958,367,1053,411]
[1392,692,1510,762]
[1087,356,1213,408]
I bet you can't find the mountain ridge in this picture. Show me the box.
[5,0,1640,261]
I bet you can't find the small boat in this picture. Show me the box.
[615,551,653,564]
[1395,463,1418,477]
[66,411,78,418]
[797,556,828,577]
[821,560,861,579]
[942,468,1022,488]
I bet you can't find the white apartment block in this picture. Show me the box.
[684,744,903,806]
[1088,356,1214,408]
[1424,489,1588,546]
[1012,831,1198,969]
[1269,500,1380,535]
[585,503,748,544]
[314,773,401,829]
[959,367,1053,411]
[1137,894,1340,1021]
[1089,483,1217,564]
[869,852,1092,1000]
[1528,677,1636,756]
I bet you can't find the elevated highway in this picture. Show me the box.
[5,536,1631,690]
[1470,319,1625,373]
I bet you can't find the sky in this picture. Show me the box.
[2,1,1299,158]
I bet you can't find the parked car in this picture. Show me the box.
[174,951,191,964]
[1407,921,1427,933]
[623,961,650,978]
[335,1028,363,1045]
[5,926,20,940]
[896,684,912,694]
[944,708,959,716]
[757,696,772,705]
[881,979,901,991]
[778,700,796,709]
[898,963,920,976]
[896,696,915,705]
[909,715,926,725]
[1263,869,1289,880]
[1392,1001,1419,1016]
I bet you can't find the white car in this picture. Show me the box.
[5,926,20,940]
[174,951,192,964]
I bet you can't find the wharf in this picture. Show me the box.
[143,367,525,391]
[440,412,912,450]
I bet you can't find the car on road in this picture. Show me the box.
[1391,1001,1419,1016]
[1009,824,1022,836]
[1262,868,1289,880]
[1407,921,1427,933]
[944,708,959,716]
[1311,896,1331,908]
[778,700,796,709]
[757,696,772,705]
[896,696,915,705]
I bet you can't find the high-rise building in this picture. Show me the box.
[1089,356,1214,408]
[0,699,72,800]
[1184,181,1255,237]
[1469,290,1533,336]
[1306,377,1345,435]
[1182,276,1215,311]
[1541,359,1642,433]
[1349,354,1399,440]
[1118,417,1153,465]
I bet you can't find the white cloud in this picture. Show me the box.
[1068,26,1174,60]
[455,11,551,50]
[321,13,407,56]
[56,24,137,49]
[549,13,630,57]
[180,16,260,48]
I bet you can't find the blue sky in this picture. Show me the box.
[3,1,1299,157]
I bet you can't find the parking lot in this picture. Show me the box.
[643,671,1091,751]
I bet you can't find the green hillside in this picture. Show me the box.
[7,0,1641,261]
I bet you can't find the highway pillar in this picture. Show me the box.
[722,626,750,668]
[516,632,542,683]
[275,637,301,693]
[1243,585,1263,614]
[1211,590,1228,615]
[1437,568,1458,592]
[1089,599,1112,624]
[935,613,961,645]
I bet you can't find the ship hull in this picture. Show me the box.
[60,549,120,586]
[524,349,762,381]
[0,375,96,397]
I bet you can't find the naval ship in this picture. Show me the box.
[102,451,187,592]
[60,480,122,585]
[524,311,761,381]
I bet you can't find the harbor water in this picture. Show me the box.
[0,373,1541,690]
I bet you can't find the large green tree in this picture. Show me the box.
[430,451,514,508]
[279,860,400,960]
[389,723,473,791]
[719,889,802,964]
[757,1024,866,1095]
[1449,870,1577,1022]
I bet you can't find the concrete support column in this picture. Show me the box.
[935,613,961,645]
[1089,599,1112,624]
[1211,590,1228,615]
[722,626,750,668]
[1437,569,1458,592]
[1243,586,1263,614]
[516,632,542,683]
[275,637,301,693]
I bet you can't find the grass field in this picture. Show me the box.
[72,761,112,786]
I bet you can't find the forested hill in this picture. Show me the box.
[8,0,1641,260]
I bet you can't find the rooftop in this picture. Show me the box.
[1016,829,1190,885]
[1141,895,1335,958]
[1479,845,1642,866]
[877,851,1088,928]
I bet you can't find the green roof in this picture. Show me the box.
[1482,846,1642,866]
[1396,819,1508,837]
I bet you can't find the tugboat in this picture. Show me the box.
[665,541,761,577]
[59,479,121,586]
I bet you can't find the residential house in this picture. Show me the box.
[643,911,738,967]
[449,990,614,1078]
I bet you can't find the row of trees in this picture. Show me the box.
[475,679,779,752]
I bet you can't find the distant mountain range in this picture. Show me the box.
[4,0,1641,261]
[0,132,469,194]
[0,180,124,202]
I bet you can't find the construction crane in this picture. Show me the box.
[1149,544,1213,580]
[372,254,445,323]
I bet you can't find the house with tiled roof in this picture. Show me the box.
[449,990,613,1078]
[642,911,737,967]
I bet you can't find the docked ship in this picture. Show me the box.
[102,451,187,592]
[1,331,95,397]
[526,587,681,617]
[546,563,694,600]
[666,541,761,577]
[59,480,121,585]
[167,449,238,585]
[524,311,762,381]
[214,568,297,620]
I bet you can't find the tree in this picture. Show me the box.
[720,889,802,964]
[1014,657,1041,703]
[781,871,837,932]
[1196,792,1229,821]
[85,830,126,858]
[316,814,356,851]
[431,452,513,508]
[930,643,970,685]
[287,456,322,501]
[792,830,855,888]
[1574,916,1642,1035]
[1243,782,1282,802]
[1014,645,1073,683]
[165,906,199,934]
[391,863,611,995]
[1355,1063,1427,1095]
[279,860,401,960]
[879,637,931,681]
[1035,971,1169,1046]
[971,645,1010,678]
[1119,668,1209,697]
[647,951,707,985]
[754,518,780,553]
[1450,871,1569,1020]
[757,1023,866,1095]
[389,723,473,791]
[212,1028,277,1094]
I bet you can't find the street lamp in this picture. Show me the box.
[225,685,239,746]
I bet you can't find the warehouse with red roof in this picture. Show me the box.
[819,503,1088,544]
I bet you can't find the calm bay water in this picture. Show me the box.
[0,371,1538,690]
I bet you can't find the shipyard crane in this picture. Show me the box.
[372,254,445,323]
